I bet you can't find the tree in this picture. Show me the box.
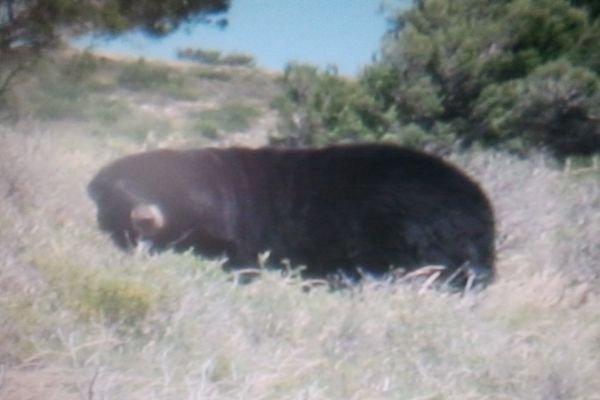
[376,0,600,155]
[0,0,229,119]
[271,63,396,146]
[475,60,600,155]
[570,0,600,19]
[0,0,229,52]
[177,47,255,67]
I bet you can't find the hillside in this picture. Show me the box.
[1,51,600,400]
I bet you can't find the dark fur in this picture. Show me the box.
[88,144,495,287]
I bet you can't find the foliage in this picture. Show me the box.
[77,273,155,325]
[475,60,600,155]
[271,63,397,146]
[178,47,222,64]
[268,0,600,155]
[376,0,600,155]
[0,0,229,52]
[0,0,229,119]
[34,256,155,326]
[220,53,255,67]
[570,0,600,18]
[177,47,255,67]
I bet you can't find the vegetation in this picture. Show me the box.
[273,0,600,156]
[177,47,255,67]
[8,51,276,144]
[188,101,262,139]
[570,0,600,18]
[0,0,229,51]
[382,0,600,155]
[0,0,230,119]
[271,64,397,146]
[1,50,600,399]
[2,0,600,396]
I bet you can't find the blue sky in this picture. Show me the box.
[77,0,411,75]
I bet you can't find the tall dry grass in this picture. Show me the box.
[1,125,599,400]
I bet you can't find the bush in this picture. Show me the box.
[178,47,222,64]
[32,256,155,326]
[271,63,396,146]
[475,60,600,155]
[77,273,155,325]
[220,53,255,67]
[374,0,600,155]
[177,47,255,67]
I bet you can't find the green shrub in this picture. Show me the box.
[178,47,255,67]
[220,53,255,67]
[177,48,222,64]
[271,63,396,146]
[32,256,155,326]
[475,59,600,155]
[77,273,155,325]
[374,0,600,156]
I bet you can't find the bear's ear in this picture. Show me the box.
[130,204,165,237]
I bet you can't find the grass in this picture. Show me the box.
[11,52,276,144]
[186,101,263,139]
[1,51,600,399]
[116,58,197,100]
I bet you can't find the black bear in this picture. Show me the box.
[88,144,495,288]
